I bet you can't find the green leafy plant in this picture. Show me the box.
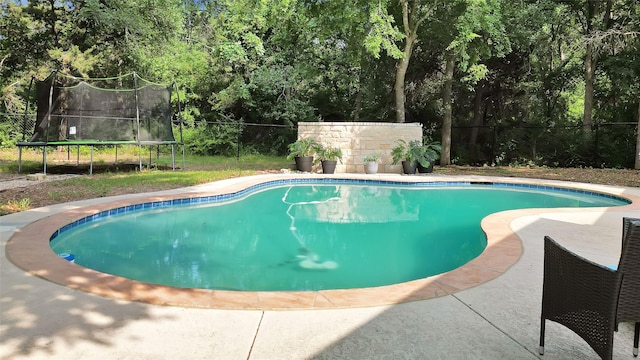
[392,139,441,168]
[183,121,240,156]
[391,140,421,164]
[286,138,320,160]
[316,145,343,162]
[363,153,381,163]
[422,137,442,167]
[0,198,31,215]
[390,140,408,165]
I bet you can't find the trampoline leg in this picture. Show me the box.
[43,147,47,175]
[171,144,176,171]
[90,146,93,175]
[76,145,79,166]
[138,144,142,171]
[18,147,22,173]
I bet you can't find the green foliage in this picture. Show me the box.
[1,0,638,169]
[564,82,585,122]
[391,139,441,167]
[0,197,32,215]
[245,64,317,125]
[286,138,320,160]
[182,120,240,156]
[422,140,442,164]
[0,122,18,148]
[447,0,512,83]
[391,139,416,164]
[363,152,381,163]
[364,4,404,59]
[316,145,343,162]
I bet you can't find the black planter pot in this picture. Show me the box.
[321,160,337,174]
[295,156,314,172]
[417,162,434,173]
[401,160,417,174]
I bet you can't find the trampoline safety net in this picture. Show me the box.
[30,71,176,143]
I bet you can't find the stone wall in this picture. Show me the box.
[297,122,423,173]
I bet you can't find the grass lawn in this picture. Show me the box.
[1,147,638,215]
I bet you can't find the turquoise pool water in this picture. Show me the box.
[49,181,628,291]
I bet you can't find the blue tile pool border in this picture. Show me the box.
[48,178,631,242]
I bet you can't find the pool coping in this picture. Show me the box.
[6,173,640,310]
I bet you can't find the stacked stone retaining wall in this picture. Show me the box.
[297,122,423,173]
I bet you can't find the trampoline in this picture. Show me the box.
[17,71,184,174]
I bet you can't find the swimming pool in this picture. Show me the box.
[48,179,629,292]
[7,174,637,309]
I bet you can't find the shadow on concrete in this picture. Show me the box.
[0,261,173,358]
[313,211,637,359]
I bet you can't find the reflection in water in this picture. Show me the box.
[282,186,341,270]
[285,185,420,224]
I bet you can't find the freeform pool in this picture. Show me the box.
[49,179,629,292]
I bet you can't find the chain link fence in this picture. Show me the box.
[0,113,35,146]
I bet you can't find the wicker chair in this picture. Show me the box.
[539,217,640,360]
[618,217,640,357]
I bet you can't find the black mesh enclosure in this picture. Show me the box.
[30,72,176,143]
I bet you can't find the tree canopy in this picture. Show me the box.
[1,0,638,168]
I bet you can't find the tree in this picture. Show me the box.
[577,0,640,166]
[438,0,510,165]
[2,0,638,166]
[392,1,436,123]
[577,0,614,136]
[364,0,446,123]
[304,0,377,121]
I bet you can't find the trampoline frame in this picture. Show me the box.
[17,141,185,175]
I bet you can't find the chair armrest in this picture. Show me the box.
[541,236,623,360]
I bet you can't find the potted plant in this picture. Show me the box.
[316,145,343,174]
[363,153,380,174]
[417,139,442,174]
[391,139,426,174]
[287,138,319,172]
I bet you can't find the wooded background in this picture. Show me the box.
[1,0,639,168]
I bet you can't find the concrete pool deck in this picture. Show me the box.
[1,173,639,359]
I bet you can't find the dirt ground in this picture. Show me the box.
[0,165,638,213]
[436,166,640,188]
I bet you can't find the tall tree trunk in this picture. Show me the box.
[394,0,422,123]
[440,52,455,165]
[47,0,59,46]
[354,53,365,121]
[582,0,613,136]
[583,42,595,134]
[353,84,362,122]
[394,37,414,123]
[635,100,640,170]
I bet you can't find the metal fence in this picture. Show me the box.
[446,122,638,168]
[1,113,637,168]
